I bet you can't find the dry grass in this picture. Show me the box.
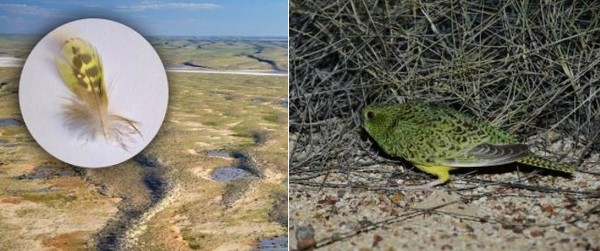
[290,0,599,179]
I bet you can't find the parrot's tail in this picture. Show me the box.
[517,155,573,173]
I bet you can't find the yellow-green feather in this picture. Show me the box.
[54,37,142,150]
[56,38,107,105]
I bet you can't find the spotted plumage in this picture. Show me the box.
[362,102,573,188]
[58,39,105,98]
[55,38,141,150]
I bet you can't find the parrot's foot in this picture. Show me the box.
[392,164,453,190]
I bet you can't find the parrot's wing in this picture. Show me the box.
[438,143,529,167]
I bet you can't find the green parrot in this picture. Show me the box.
[362,102,573,189]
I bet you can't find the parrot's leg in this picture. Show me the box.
[396,165,453,190]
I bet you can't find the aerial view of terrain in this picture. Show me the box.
[0,35,288,250]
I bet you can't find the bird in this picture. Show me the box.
[362,101,573,189]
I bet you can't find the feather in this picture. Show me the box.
[438,143,530,167]
[55,38,141,150]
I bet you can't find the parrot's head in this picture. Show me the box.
[362,102,420,142]
[362,105,395,142]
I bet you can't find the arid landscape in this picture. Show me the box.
[0,35,288,250]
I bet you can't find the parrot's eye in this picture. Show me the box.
[365,111,375,120]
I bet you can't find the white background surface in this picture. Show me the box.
[19,18,169,168]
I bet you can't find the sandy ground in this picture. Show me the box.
[0,56,24,67]
[289,136,600,250]
[166,67,288,76]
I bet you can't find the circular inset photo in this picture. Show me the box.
[19,18,168,168]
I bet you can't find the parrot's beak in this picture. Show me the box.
[358,109,367,126]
